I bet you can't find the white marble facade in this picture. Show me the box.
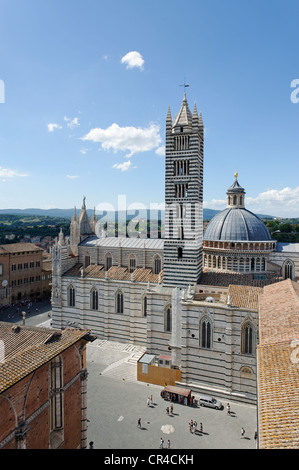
[51,95,298,405]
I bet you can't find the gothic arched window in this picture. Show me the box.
[50,355,63,434]
[105,253,112,271]
[68,285,75,307]
[241,321,255,355]
[284,260,294,280]
[116,290,124,314]
[200,317,212,349]
[154,255,162,274]
[128,254,137,273]
[90,288,98,310]
[143,295,147,317]
[164,305,172,332]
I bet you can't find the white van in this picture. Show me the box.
[198,394,223,410]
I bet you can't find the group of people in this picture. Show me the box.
[146,395,154,406]
[159,437,171,449]
[188,419,203,434]
[138,393,257,448]
[165,403,174,415]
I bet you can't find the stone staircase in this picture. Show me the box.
[89,339,146,383]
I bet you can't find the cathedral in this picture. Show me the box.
[51,93,299,405]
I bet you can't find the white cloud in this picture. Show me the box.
[121,51,144,70]
[155,145,165,156]
[112,161,132,172]
[64,116,80,129]
[203,186,299,217]
[0,167,28,178]
[82,122,162,158]
[246,186,299,216]
[203,198,226,209]
[66,174,79,179]
[47,123,62,132]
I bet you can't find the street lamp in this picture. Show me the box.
[22,311,26,326]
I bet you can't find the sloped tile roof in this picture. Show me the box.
[0,243,43,253]
[63,263,163,284]
[257,279,299,448]
[0,322,92,393]
[257,341,299,448]
[258,279,299,345]
[227,284,263,310]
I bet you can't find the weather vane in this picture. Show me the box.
[179,79,190,94]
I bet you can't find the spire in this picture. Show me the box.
[166,105,172,135]
[72,206,77,222]
[79,197,92,235]
[173,93,193,130]
[193,102,198,119]
[58,227,64,245]
[166,105,172,122]
[90,206,98,234]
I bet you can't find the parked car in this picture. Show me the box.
[198,394,223,410]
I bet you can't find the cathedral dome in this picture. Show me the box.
[203,207,272,242]
[204,174,272,242]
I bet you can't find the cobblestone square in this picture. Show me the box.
[86,340,258,450]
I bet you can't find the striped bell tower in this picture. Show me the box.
[163,93,204,287]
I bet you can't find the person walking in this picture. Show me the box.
[137,418,141,428]
[170,403,173,414]
[254,431,258,448]
[241,427,245,438]
[167,439,171,449]
[147,397,150,406]
[199,422,203,433]
[159,437,164,448]
[227,403,231,415]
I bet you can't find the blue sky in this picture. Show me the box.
[0,0,298,217]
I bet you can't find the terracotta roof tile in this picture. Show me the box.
[0,243,43,253]
[227,284,263,310]
[257,279,299,448]
[63,263,163,284]
[257,341,299,448]
[259,279,299,345]
[0,322,92,393]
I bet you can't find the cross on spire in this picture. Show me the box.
[179,79,190,95]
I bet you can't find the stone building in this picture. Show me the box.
[51,93,298,405]
[202,174,299,286]
[163,94,203,287]
[0,322,94,449]
[0,243,44,307]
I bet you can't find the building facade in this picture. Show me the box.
[0,322,94,449]
[202,174,299,286]
[163,94,204,287]
[0,243,46,307]
[51,94,298,405]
